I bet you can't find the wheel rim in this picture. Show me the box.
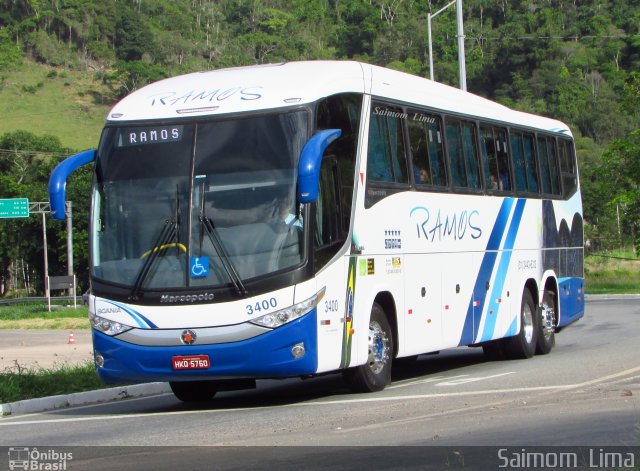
[367,321,390,375]
[523,302,534,344]
[541,299,556,341]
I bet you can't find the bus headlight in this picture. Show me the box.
[90,314,134,336]
[249,287,326,329]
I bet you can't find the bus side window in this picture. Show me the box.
[538,135,561,196]
[496,128,512,191]
[480,126,513,192]
[523,132,539,193]
[446,121,465,187]
[315,157,341,248]
[512,130,539,194]
[407,110,446,187]
[367,106,408,184]
[314,93,362,272]
[511,132,527,192]
[559,139,578,199]
[316,93,362,235]
[446,119,480,191]
[547,138,561,195]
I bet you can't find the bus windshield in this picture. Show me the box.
[91,110,309,293]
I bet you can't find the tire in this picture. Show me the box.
[503,290,538,359]
[482,339,505,360]
[394,355,419,366]
[343,303,393,393]
[536,290,557,355]
[170,380,218,402]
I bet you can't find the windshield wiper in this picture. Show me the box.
[199,215,247,297]
[129,217,177,301]
[199,186,247,297]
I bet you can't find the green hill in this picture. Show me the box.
[0,61,109,151]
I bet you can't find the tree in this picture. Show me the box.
[597,130,640,254]
[0,131,91,296]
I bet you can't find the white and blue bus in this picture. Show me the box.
[49,61,584,401]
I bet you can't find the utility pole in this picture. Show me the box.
[427,0,467,91]
[456,0,467,91]
[66,201,73,298]
[29,201,75,310]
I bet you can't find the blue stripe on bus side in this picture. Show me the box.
[108,301,159,329]
[479,199,526,342]
[458,198,515,346]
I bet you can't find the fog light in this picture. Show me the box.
[95,352,105,368]
[291,342,306,359]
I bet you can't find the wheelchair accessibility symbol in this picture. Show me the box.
[190,257,209,278]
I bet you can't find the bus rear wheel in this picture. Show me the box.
[503,289,538,360]
[170,380,218,402]
[536,290,557,355]
[343,303,393,393]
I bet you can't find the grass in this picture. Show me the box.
[0,302,90,330]
[585,250,640,295]
[0,61,110,150]
[0,302,100,406]
[0,360,105,404]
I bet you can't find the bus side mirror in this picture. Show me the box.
[297,129,342,204]
[49,149,96,220]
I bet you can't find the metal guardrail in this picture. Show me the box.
[0,296,83,306]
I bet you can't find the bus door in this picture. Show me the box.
[403,253,443,356]
[440,252,481,347]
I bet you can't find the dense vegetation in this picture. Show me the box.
[0,0,639,295]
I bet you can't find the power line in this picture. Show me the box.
[0,148,72,158]
[589,253,640,262]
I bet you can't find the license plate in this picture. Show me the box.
[172,355,210,370]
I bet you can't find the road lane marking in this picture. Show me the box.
[435,372,514,386]
[1,365,639,428]
[387,374,463,389]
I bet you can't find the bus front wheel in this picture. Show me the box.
[170,380,218,402]
[343,303,393,393]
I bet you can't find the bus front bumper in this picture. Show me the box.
[91,311,318,383]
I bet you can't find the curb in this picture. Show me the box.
[584,293,640,301]
[1,382,171,416]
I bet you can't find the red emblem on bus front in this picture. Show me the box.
[180,330,197,345]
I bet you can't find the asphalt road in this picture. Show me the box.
[0,329,92,370]
[1,298,638,470]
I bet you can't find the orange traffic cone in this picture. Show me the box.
[68,331,75,345]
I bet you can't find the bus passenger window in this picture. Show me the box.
[511,132,527,192]
[367,106,408,184]
[481,126,512,192]
[547,139,561,195]
[463,122,480,189]
[407,110,446,187]
[512,130,540,194]
[447,122,465,187]
[559,139,578,199]
[496,130,512,191]
[523,133,539,193]
[446,119,480,191]
[538,136,561,196]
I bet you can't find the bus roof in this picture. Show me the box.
[107,60,571,136]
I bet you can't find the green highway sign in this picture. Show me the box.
[0,198,30,218]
